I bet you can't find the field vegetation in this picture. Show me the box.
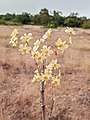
[0,25,90,120]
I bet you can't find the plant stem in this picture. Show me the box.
[40,60,46,120]
[40,81,45,120]
[48,86,54,120]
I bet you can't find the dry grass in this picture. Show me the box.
[0,25,90,120]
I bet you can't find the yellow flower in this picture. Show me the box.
[19,44,31,54]
[44,68,52,76]
[41,74,49,82]
[52,71,61,86]
[33,39,41,51]
[55,38,69,52]
[46,64,53,70]
[41,28,52,42]
[20,33,33,42]
[52,77,60,86]
[31,51,39,58]
[36,53,44,62]
[41,69,52,82]
[50,59,60,70]
[65,27,75,35]
[32,69,41,82]
[46,59,60,70]
[11,28,18,37]
[31,51,45,62]
[11,40,18,47]
[41,45,53,56]
[9,36,18,46]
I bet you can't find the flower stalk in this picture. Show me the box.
[40,81,45,120]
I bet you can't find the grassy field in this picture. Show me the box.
[0,25,90,120]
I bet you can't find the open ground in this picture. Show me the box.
[0,25,90,120]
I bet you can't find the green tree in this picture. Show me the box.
[82,20,90,29]
[15,12,31,24]
[39,8,50,26]
[64,13,82,27]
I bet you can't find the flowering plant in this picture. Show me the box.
[9,27,75,120]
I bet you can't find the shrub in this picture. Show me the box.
[82,20,90,29]
[47,23,58,28]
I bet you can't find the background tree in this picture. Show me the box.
[0,8,89,28]
[39,8,50,26]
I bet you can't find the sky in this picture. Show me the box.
[0,0,90,18]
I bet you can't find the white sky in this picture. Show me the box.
[0,0,90,18]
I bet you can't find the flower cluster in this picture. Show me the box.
[9,28,18,46]
[10,27,75,86]
[32,59,61,86]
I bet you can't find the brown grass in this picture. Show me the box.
[0,25,90,120]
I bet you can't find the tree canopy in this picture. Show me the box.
[0,8,90,28]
